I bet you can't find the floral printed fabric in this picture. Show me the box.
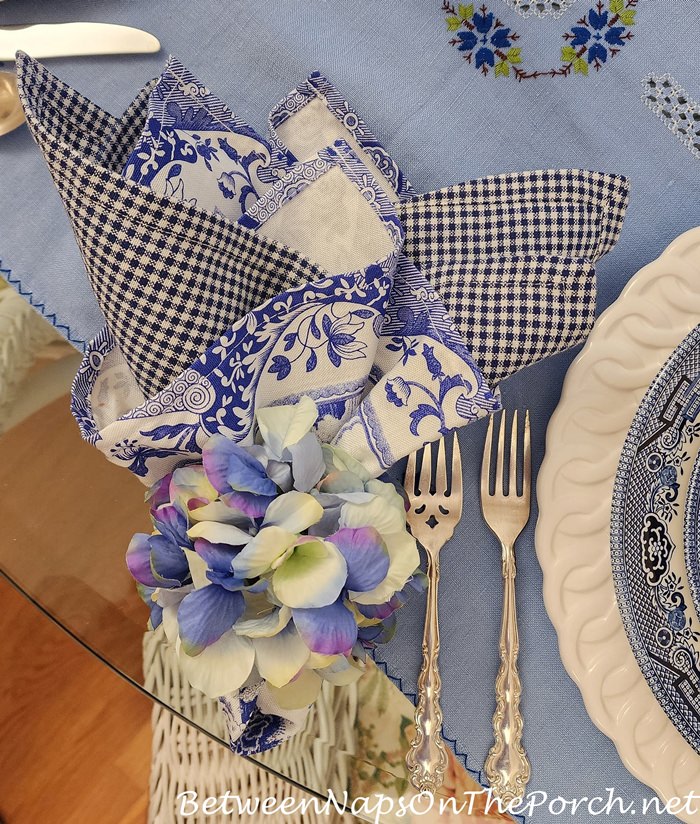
[16,53,629,486]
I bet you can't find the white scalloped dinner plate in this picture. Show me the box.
[536,227,700,820]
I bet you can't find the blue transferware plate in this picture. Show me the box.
[684,452,700,621]
[611,324,700,753]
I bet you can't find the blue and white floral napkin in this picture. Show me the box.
[16,51,629,753]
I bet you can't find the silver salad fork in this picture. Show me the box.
[404,433,463,792]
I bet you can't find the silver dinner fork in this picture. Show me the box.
[481,410,532,804]
[404,433,462,792]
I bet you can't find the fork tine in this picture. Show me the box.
[509,409,519,497]
[405,448,419,497]
[451,432,462,500]
[434,437,448,495]
[522,409,531,500]
[481,415,494,496]
[417,445,432,495]
[497,410,507,496]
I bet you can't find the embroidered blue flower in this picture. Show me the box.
[444,0,637,79]
[446,2,521,77]
[561,0,636,73]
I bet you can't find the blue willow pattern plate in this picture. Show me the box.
[611,324,700,753]
[684,452,700,620]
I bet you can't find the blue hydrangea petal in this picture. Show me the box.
[178,586,245,656]
[292,600,358,655]
[152,503,191,548]
[202,435,277,496]
[193,538,238,572]
[150,534,190,585]
[328,527,390,592]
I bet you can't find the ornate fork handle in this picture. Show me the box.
[406,550,449,793]
[485,541,531,804]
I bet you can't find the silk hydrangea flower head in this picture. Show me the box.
[127,396,422,706]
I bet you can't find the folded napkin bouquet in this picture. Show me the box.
[16,52,629,754]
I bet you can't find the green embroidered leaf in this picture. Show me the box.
[507,47,522,65]
[458,3,474,19]
[574,57,589,76]
[619,9,636,25]
[495,61,510,77]
[446,15,461,31]
[561,45,577,63]
[609,0,624,13]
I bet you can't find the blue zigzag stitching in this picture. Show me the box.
[369,646,527,824]
[1,259,86,351]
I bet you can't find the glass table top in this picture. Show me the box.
[0,349,506,823]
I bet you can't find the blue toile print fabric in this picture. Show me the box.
[14,50,629,759]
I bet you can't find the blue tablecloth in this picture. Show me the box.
[3,0,700,818]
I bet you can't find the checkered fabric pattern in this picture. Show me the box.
[426,255,596,385]
[399,169,629,267]
[398,169,629,382]
[16,54,322,399]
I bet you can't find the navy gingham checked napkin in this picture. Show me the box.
[15,52,628,753]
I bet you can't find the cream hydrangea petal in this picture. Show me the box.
[232,526,297,578]
[364,479,406,514]
[266,669,322,710]
[350,530,419,605]
[234,605,291,637]
[262,491,323,533]
[322,444,371,482]
[256,396,318,458]
[272,540,347,608]
[170,465,217,511]
[317,655,365,686]
[339,496,405,535]
[178,629,255,699]
[188,500,248,525]
[183,548,210,590]
[253,623,311,688]
[187,521,251,546]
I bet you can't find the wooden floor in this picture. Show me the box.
[0,576,152,824]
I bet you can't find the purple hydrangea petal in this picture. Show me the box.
[222,490,275,518]
[146,472,173,509]
[292,601,358,655]
[328,527,390,592]
[178,586,245,656]
[126,533,160,587]
[151,503,191,548]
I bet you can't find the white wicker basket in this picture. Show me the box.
[143,593,358,824]
[0,284,67,427]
